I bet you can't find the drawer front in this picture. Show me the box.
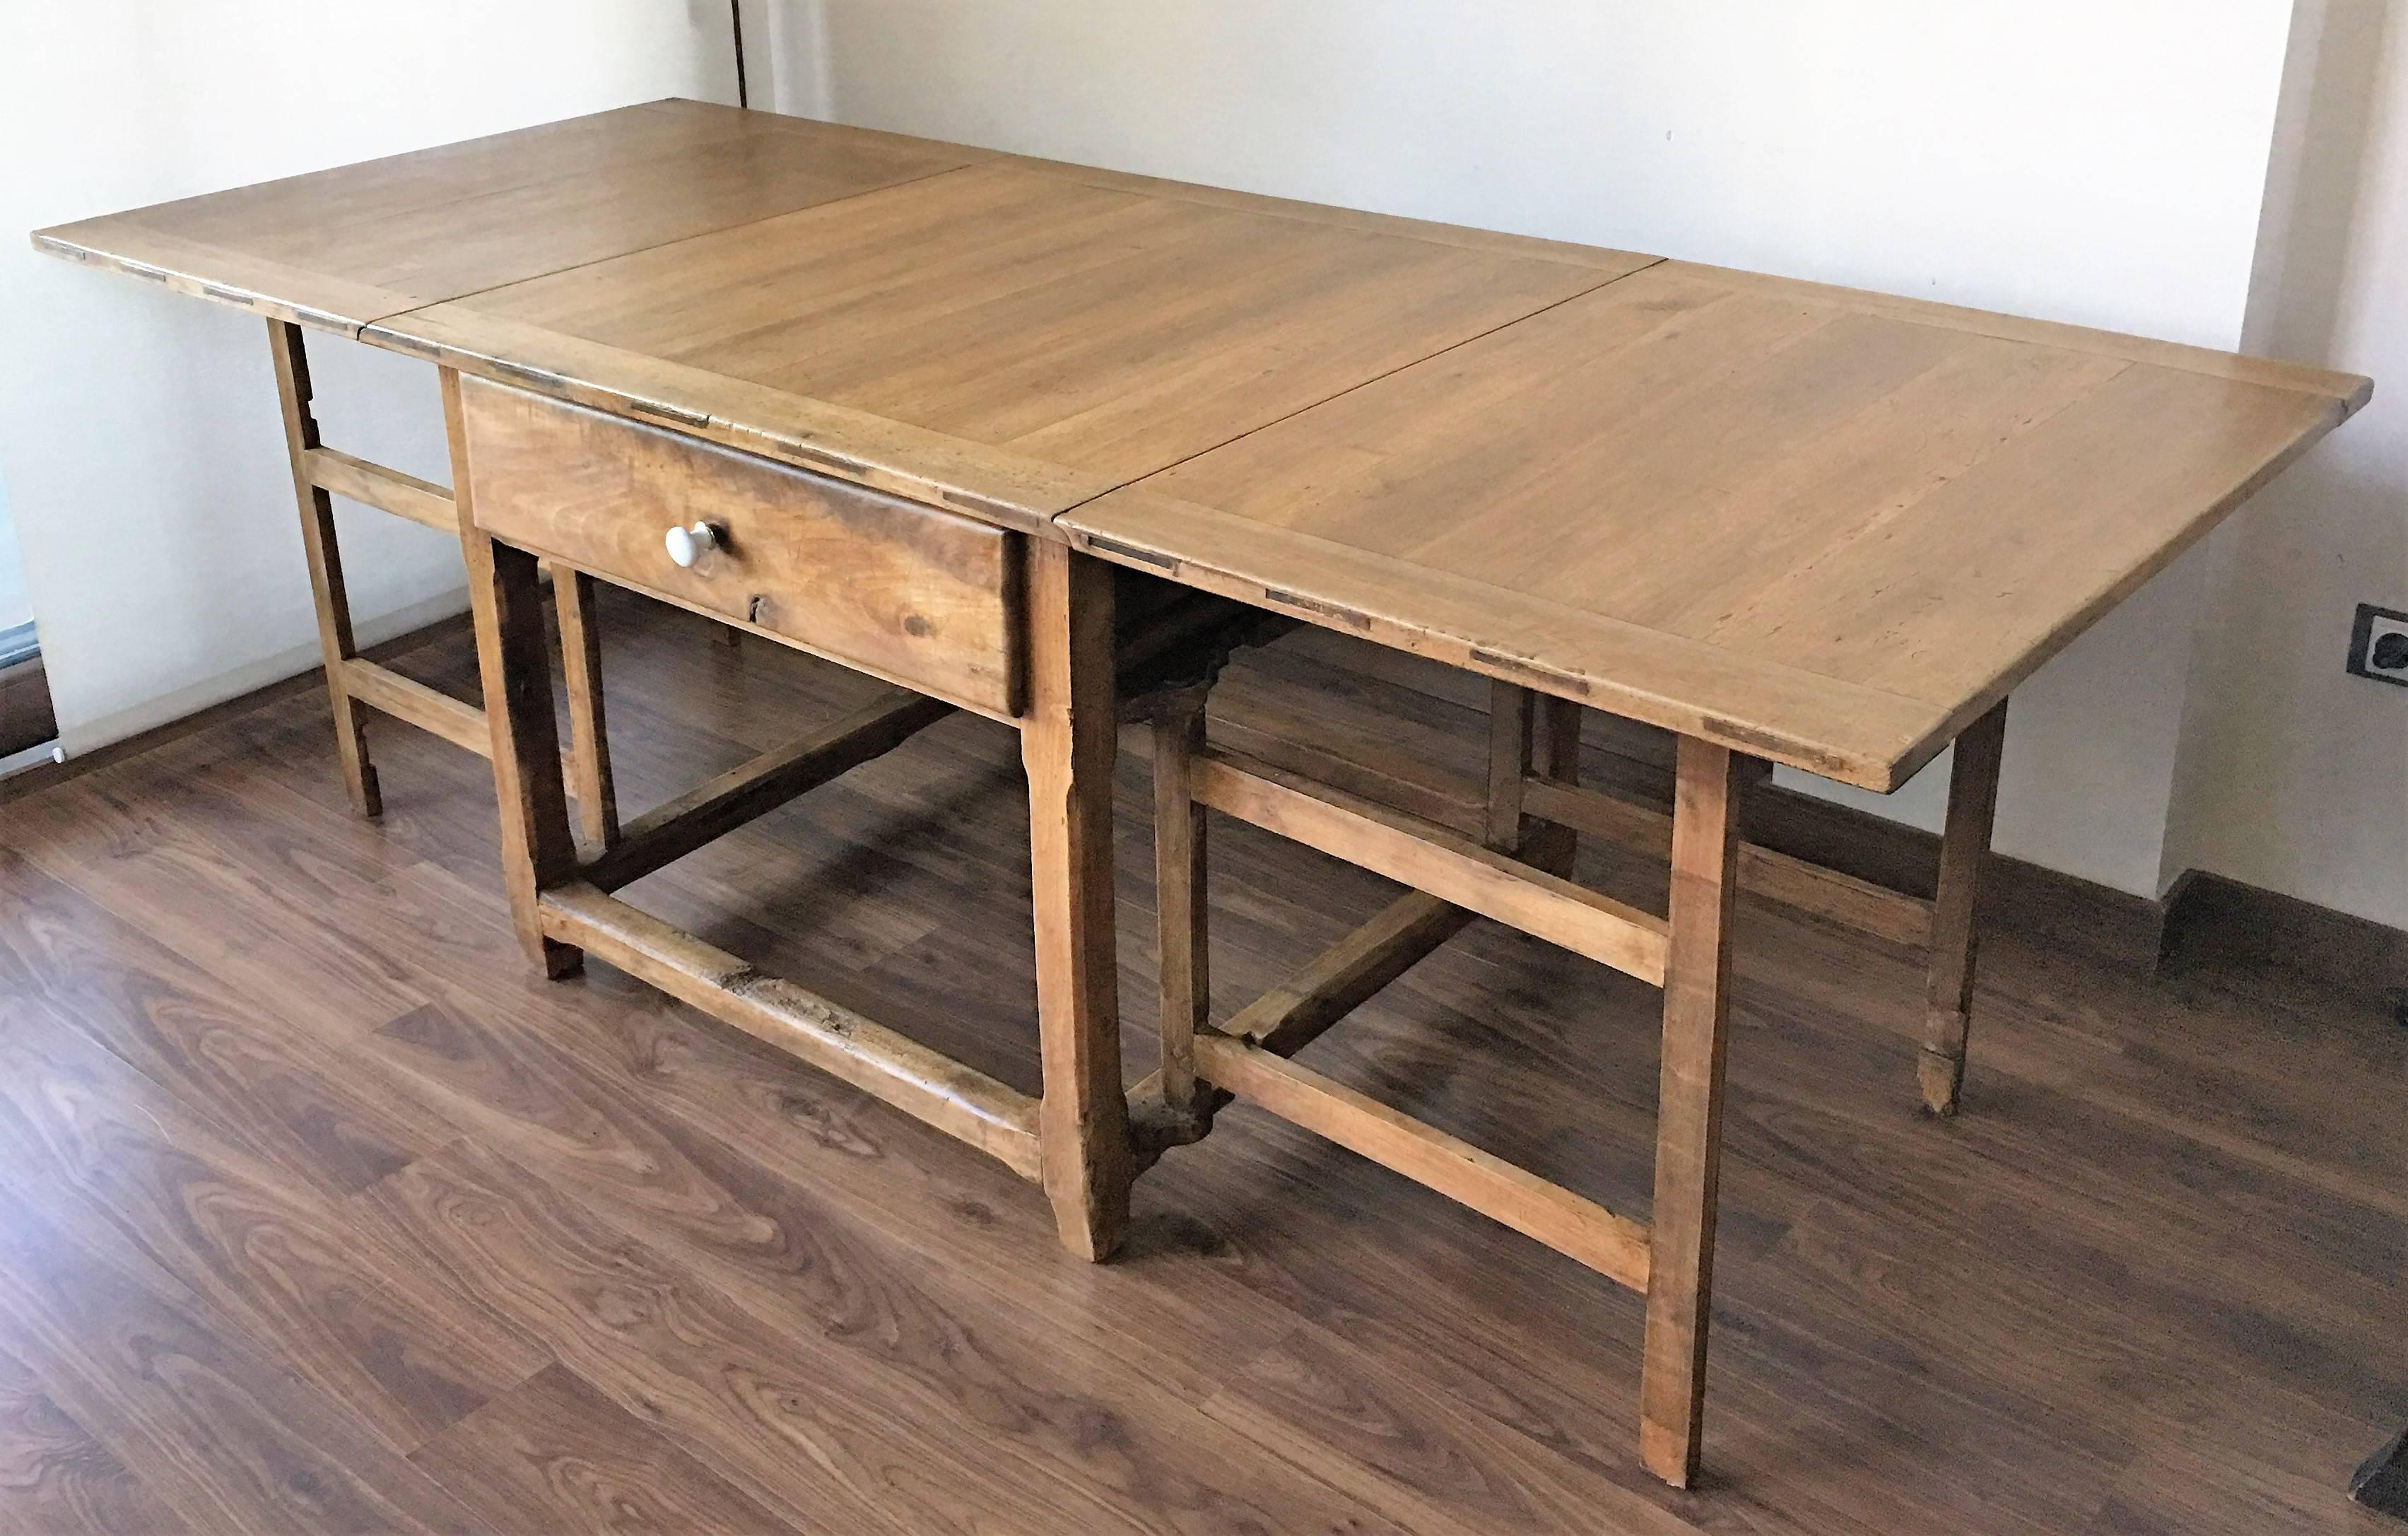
[460,377,1023,716]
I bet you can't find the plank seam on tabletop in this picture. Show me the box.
[372,252,1669,541]
[1045,256,1672,525]
[349,160,993,338]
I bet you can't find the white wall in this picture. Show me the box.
[0,0,741,753]
[0,474,31,633]
[784,1,2285,343]
[2165,0,2407,930]
[765,0,2300,898]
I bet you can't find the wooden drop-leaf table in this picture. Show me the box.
[37,99,2367,1490]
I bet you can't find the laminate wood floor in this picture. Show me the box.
[0,587,2397,1535]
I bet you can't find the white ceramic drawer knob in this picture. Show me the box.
[664,521,721,568]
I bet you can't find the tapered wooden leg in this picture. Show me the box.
[1153,688,1211,1114]
[1022,541,1132,1260]
[1640,736,1744,1487]
[267,319,379,819]
[553,568,620,850]
[1920,699,2007,1116]
[440,370,580,978]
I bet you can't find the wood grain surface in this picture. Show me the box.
[1064,261,2366,787]
[34,100,978,334]
[37,101,2368,787]
[0,590,2397,1534]
[462,377,1026,717]
[424,160,1629,482]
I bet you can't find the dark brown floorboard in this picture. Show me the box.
[0,1343,189,1536]
[0,586,2397,1535]
[0,657,57,759]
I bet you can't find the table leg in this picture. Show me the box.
[1153,688,1211,1115]
[1487,683,1585,879]
[1640,734,1744,1487]
[553,568,621,850]
[267,319,379,819]
[440,370,581,978]
[1920,699,2007,1116]
[1022,541,1132,1260]
[1534,693,1585,875]
[1484,680,1536,850]
[1537,696,1584,785]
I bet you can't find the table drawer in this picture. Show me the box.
[459,377,1023,716]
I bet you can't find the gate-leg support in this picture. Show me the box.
[1639,736,1744,1487]
[269,319,380,818]
[1919,700,2007,1116]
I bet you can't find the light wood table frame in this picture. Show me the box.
[1141,670,2011,1484]
[1510,704,2014,1115]
[36,98,2368,1493]
[437,357,1265,1257]
[266,322,621,841]
[1212,681,2015,1116]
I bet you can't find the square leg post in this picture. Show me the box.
[1488,683,1581,874]
[1153,686,1211,1115]
[1537,696,1585,792]
[1022,540,1132,1261]
[440,370,581,978]
[267,319,379,819]
[1919,698,2007,1116]
[553,568,621,850]
[1640,735,1744,1487]
[1484,679,1536,850]
[1536,697,1585,874]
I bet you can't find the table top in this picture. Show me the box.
[36,100,2367,790]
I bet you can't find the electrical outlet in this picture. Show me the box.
[2347,602,2408,688]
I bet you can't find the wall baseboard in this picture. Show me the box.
[1734,774,2174,975]
[1749,775,2404,1005]
[54,586,470,758]
[2157,868,2408,1024]
[0,739,63,779]
[1,593,474,809]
